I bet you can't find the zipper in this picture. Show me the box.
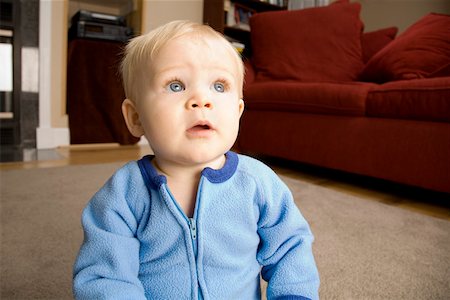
[188,218,198,258]
[162,184,202,299]
[189,218,197,240]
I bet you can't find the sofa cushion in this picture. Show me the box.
[243,81,375,116]
[250,1,364,82]
[361,13,450,83]
[366,77,450,122]
[362,27,398,63]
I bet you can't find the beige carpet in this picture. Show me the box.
[1,162,449,299]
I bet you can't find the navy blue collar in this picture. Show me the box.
[137,151,239,190]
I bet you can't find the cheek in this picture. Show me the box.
[135,102,162,134]
[218,107,242,137]
[218,100,243,121]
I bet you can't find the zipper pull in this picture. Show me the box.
[189,218,197,240]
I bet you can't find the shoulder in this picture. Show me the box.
[111,160,142,181]
[236,153,279,181]
[104,160,146,193]
[90,160,147,220]
[235,154,290,197]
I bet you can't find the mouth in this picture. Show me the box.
[191,120,213,130]
[187,121,215,137]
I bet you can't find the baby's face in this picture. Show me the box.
[136,34,244,168]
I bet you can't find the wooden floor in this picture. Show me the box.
[1,144,449,220]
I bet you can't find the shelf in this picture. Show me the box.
[204,0,287,57]
[232,0,286,12]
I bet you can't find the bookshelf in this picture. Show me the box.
[203,0,286,55]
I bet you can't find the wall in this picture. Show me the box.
[68,2,124,18]
[37,0,70,149]
[354,0,450,33]
[141,0,203,33]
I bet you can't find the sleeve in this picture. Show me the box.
[256,173,320,300]
[73,166,146,300]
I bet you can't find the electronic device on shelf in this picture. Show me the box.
[69,10,133,42]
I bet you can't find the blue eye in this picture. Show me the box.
[213,82,225,93]
[168,81,184,92]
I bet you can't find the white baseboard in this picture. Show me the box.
[138,136,149,146]
[36,127,70,149]
[138,136,154,154]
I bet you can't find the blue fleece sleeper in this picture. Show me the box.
[73,152,320,299]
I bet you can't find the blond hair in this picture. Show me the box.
[121,20,244,102]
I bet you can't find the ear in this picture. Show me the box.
[238,98,245,117]
[122,99,145,137]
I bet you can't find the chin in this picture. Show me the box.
[183,147,228,166]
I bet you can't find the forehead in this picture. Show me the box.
[151,34,240,75]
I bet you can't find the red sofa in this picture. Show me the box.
[236,1,450,193]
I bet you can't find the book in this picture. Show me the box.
[225,1,255,31]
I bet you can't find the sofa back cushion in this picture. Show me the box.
[244,80,374,116]
[361,13,450,83]
[362,27,398,63]
[366,77,450,122]
[250,1,364,82]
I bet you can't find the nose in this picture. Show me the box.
[186,96,213,110]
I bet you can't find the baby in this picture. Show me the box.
[73,20,319,299]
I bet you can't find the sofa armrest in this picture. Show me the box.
[244,59,256,86]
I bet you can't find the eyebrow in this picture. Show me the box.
[154,64,238,79]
